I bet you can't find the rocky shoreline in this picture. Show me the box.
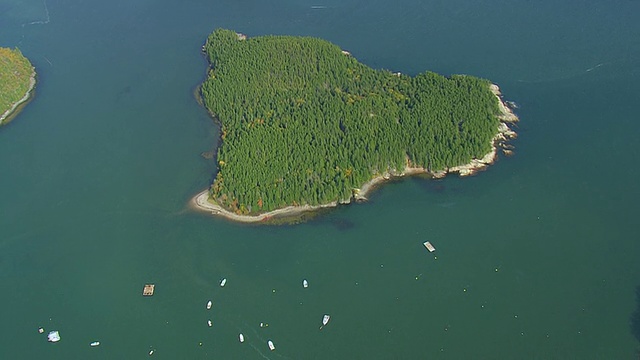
[354,84,518,199]
[192,83,519,223]
[0,70,37,125]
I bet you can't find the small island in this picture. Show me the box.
[0,47,36,125]
[193,29,518,222]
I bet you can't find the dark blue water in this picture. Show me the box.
[1,0,639,358]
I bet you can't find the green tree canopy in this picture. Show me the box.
[201,29,501,214]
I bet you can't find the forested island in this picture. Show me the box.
[194,29,518,222]
[0,47,36,125]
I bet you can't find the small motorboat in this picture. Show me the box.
[47,330,60,342]
[220,278,227,287]
[302,279,308,288]
[90,341,100,347]
[207,320,212,327]
[268,340,275,351]
[320,314,330,329]
[206,300,212,309]
[149,349,154,355]
[239,333,245,343]
[38,327,44,334]
[423,241,435,253]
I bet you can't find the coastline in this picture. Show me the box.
[0,70,37,125]
[191,190,339,223]
[192,83,518,223]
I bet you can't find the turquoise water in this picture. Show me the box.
[1,0,640,358]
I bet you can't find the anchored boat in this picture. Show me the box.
[423,241,436,252]
[268,340,275,351]
[320,314,330,329]
[47,331,60,342]
[206,300,212,309]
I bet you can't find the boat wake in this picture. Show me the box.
[247,342,272,360]
[516,61,612,84]
[22,0,50,27]
[585,63,604,72]
[238,321,292,359]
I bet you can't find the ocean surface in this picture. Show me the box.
[1,0,639,358]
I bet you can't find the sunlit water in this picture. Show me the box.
[1,0,639,358]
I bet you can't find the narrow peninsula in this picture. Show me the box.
[0,47,36,125]
[193,29,518,222]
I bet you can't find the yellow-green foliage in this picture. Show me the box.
[0,47,35,117]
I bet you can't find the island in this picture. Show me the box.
[193,29,518,222]
[0,47,36,125]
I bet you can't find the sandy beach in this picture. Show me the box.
[192,83,519,223]
[191,190,339,223]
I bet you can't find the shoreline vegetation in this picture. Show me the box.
[0,48,36,125]
[190,30,518,223]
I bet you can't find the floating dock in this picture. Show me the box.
[143,284,155,296]
[423,241,436,253]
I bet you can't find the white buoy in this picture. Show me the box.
[239,333,245,343]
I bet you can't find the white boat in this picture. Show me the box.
[267,340,275,351]
[239,333,245,343]
[220,278,227,287]
[90,341,100,347]
[302,279,308,288]
[47,330,60,342]
[38,327,44,334]
[207,320,212,327]
[319,314,331,329]
[149,350,154,355]
[423,241,436,253]
[206,300,212,309]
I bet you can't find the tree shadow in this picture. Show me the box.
[631,285,640,344]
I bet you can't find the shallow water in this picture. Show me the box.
[1,0,639,358]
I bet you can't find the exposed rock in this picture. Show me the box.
[498,122,517,139]
[489,84,519,123]
[431,171,447,179]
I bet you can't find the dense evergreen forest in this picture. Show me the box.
[201,29,501,214]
